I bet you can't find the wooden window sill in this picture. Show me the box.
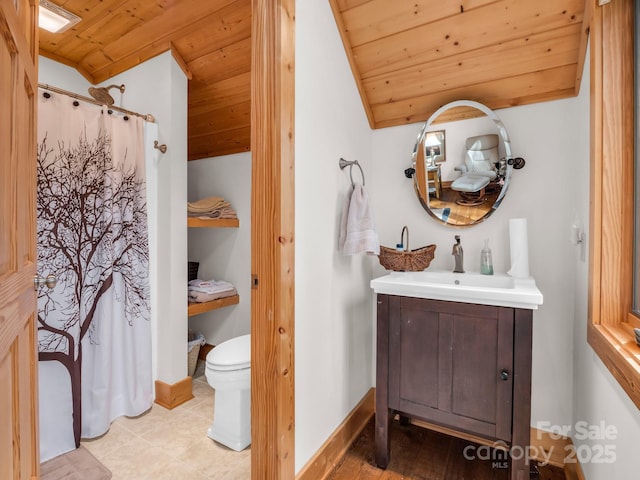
[588,324,640,406]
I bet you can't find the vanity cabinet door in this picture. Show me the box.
[387,296,514,442]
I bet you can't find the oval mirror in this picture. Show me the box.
[408,100,516,227]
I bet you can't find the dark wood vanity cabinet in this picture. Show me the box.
[375,294,533,480]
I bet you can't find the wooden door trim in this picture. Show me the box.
[0,0,40,477]
[250,1,295,478]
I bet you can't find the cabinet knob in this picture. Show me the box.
[500,370,509,381]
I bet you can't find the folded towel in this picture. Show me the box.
[338,185,353,252]
[189,284,235,295]
[188,206,237,219]
[187,195,238,220]
[189,279,235,288]
[188,279,235,295]
[191,200,230,213]
[341,184,380,256]
[188,196,225,212]
[189,288,238,303]
[218,206,238,219]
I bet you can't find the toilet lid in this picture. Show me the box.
[206,334,251,371]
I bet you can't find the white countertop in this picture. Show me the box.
[370,269,543,310]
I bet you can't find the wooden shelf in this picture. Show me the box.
[188,294,240,317]
[187,217,239,228]
[187,216,240,315]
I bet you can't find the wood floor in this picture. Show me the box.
[428,185,500,226]
[328,418,565,480]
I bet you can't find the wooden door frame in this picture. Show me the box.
[250,1,296,478]
[0,0,40,477]
[1,1,295,476]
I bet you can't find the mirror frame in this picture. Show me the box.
[411,100,513,227]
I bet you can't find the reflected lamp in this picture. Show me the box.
[424,134,441,166]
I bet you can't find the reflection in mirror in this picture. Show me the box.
[410,100,514,227]
[425,130,446,164]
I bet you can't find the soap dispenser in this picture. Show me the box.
[480,239,494,275]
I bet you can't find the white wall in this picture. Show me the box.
[294,0,375,472]
[39,53,189,385]
[94,53,189,385]
[571,50,640,478]
[370,94,583,429]
[39,57,90,92]
[187,153,252,344]
[106,54,189,384]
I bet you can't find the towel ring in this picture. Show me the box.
[339,158,365,186]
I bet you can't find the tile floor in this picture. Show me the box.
[81,363,250,480]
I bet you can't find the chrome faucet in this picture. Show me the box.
[452,235,464,273]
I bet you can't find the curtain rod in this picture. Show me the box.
[38,83,155,123]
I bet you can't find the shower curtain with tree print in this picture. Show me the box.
[36,91,152,458]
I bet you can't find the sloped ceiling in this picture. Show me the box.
[38,0,251,161]
[39,0,589,160]
[329,0,590,129]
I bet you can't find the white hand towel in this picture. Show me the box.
[338,185,354,252]
[341,184,380,256]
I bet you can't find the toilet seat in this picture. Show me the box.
[206,334,250,371]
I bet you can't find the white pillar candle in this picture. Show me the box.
[507,218,530,278]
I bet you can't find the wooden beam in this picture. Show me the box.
[574,0,594,94]
[170,43,193,80]
[328,0,376,128]
[251,0,296,479]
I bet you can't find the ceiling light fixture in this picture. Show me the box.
[38,0,81,33]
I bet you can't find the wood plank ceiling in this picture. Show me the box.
[38,0,251,161]
[329,0,590,129]
[38,0,589,160]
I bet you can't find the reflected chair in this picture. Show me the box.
[450,134,499,206]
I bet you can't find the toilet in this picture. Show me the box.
[205,334,251,451]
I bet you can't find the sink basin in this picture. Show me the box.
[370,270,543,309]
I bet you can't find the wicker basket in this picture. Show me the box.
[188,344,201,377]
[378,244,436,272]
[187,331,205,377]
[188,261,199,282]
